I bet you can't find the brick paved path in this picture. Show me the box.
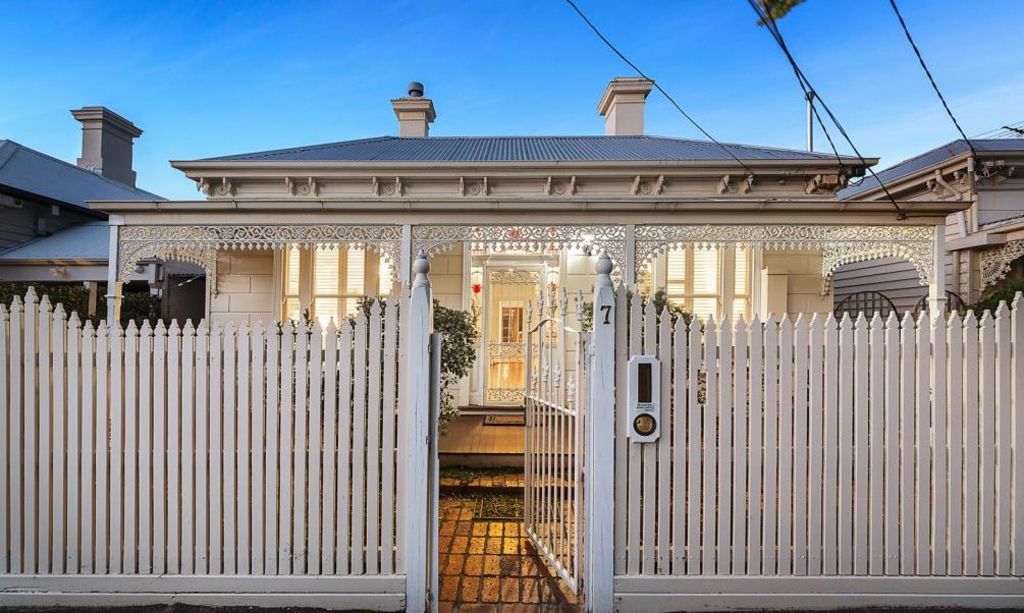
[438,498,579,612]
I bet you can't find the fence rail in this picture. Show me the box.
[614,289,1024,579]
[0,288,405,579]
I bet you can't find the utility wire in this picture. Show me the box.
[564,0,755,177]
[748,0,906,218]
[888,0,978,159]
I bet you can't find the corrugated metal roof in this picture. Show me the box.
[0,139,162,209]
[840,139,1024,199]
[203,135,851,163]
[0,222,109,261]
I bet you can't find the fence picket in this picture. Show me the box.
[899,312,916,574]
[748,315,764,575]
[914,315,931,576]
[182,321,196,575]
[853,314,869,575]
[777,316,794,575]
[733,317,749,575]
[94,320,108,574]
[807,315,824,576]
[381,299,398,574]
[264,324,280,575]
[1013,296,1024,575]
[51,306,67,574]
[932,313,948,575]
[703,316,719,574]
[337,320,353,574]
[80,320,93,574]
[352,313,368,574]
[278,323,294,573]
[107,320,123,575]
[868,313,885,575]
[123,321,138,574]
[884,312,900,575]
[792,315,808,576]
[994,303,1012,575]
[822,314,839,574]
[168,321,182,574]
[614,286,628,575]
[947,312,964,576]
[66,313,81,573]
[979,312,996,576]
[686,316,702,574]
[762,315,778,574]
[366,304,382,574]
[251,323,266,575]
[137,322,153,573]
[194,322,209,574]
[23,291,38,573]
[235,324,250,575]
[672,318,687,575]
[963,311,980,574]
[209,323,223,575]
[718,316,734,575]
[153,322,167,574]
[627,294,641,574]
[37,297,53,574]
[657,306,672,575]
[308,322,324,575]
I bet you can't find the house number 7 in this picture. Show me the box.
[600,305,612,325]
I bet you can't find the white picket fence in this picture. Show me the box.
[0,276,437,609]
[604,287,1024,610]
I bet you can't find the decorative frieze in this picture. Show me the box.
[117,224,403,293]
[412,224,627,276]
[980,238,1024,288]
[635,224,935,291]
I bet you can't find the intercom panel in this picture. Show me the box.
[627,355,661,443]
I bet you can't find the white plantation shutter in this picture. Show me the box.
[691,247,719,319]
[344,248,366,316]
[733,246,750,320]
[666,249,687,304]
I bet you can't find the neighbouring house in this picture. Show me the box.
[94,77,964,408]
[835,137,1024,313]
[0,108,202,320]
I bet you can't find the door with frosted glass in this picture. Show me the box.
[484,268,541,405]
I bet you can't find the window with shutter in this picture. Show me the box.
[281,245,372,324]
[662,245,753,320]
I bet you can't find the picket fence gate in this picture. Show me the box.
[0,253,438,611]
[587,278,1024,611]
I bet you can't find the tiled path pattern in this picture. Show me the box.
[439,497,578,612]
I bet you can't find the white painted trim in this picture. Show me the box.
[613,576,1024,611]
[0,575,405,609]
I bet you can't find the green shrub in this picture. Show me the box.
[968,279,1024,315]
[0,282,161,326]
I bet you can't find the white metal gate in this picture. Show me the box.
[523,288,588,594]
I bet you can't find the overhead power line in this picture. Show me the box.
[888,0,978,159]
[747,0,906,218]
[564,0,755,177]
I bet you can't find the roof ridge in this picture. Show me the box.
[204,136,396,161]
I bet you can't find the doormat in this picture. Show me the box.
[484,414,526,426]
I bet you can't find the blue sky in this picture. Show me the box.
[1,0,1021,200]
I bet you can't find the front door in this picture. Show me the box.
[483,268,542,405]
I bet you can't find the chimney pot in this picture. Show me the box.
[391,81,436,138]
[70,106,143,187]
[597,77,654,136]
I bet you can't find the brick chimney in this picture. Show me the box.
[70,106,143,186]
[391,81,436,138]
[597,77,654,136]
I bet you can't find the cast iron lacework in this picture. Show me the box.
[117,224,403,294]
[634,224,935,292]
[980,238,1024,288]
[412,225,626,277]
